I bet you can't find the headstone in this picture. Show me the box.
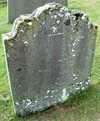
[0,0,7,2]
[2,3,97,116]
[8,0,68,23]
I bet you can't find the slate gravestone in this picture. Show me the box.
[8,0,68,23]
[2,3,97,116]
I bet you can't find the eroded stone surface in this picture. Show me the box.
[2,3,97,116]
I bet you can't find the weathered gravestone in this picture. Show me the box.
[2,3,97,116]
[8,0,68,23]
[0,0,7,2]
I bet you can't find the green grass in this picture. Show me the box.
[0,1,100,121]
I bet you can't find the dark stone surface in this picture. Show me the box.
[2,3,97,116]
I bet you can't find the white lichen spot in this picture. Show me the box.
[51,90,55,94]
[75,87,80,90]
[51,16,54,18]
[73,42,76,46]
[27,101,32,106]
[42,22,45,25]
[57,12,63,17]
[24,41,28,46]
[49,11,52,15]
[76,83,79,85]
[19,85,21,87]
[85,82,88,85]
[81,36,84,39]
[58,59,62,62]
[33,34,36,37]
[57,78,60,80]
[73,76,78,80]
[73,54,75,57]
[35,101,38,104]
[72,84,75,87]
[39,70,42,72]
[77,39,80,42]
[35,100,38,103]
[27,99,31,102]
[73,16,76,21]
[52,27,57,33]
[20,29,24,33]
[56,20,60,24]
[80,82,82,85]
[61,88,69,101]
[72,49,75,52]
[9,43,14,46]
[23,100,25,103]
[87,77,91,83]
[88,79,90,83]
[64,13,70,20]
[23,40,28,46]
[55,82,58,85]
[46,50,49,53]
[88,22,91,29]
[73,74,76,77]
[45,95,49,98]
[60,6,68,14]
[51,4,56,8]
[81,14,88,22]
[54,15,57,19]
[81,87,85,90]
[85,80,90,85]
[51,95,53,98]
[47,90,50,94]
[15,102,19,105]
[27,22,33,26]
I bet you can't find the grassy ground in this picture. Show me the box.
[0,0,100,121]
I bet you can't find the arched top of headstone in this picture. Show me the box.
[3,3,69,41]
[3,2,97,42]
